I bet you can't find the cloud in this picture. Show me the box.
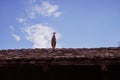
[27,0,36,5]
[17,17,26,23]
[13,0,62,48]
[10,26,21,42]
[12,34,21,42]
[22,23,60,48]
[54,12,61,18]
[26,1,61,19]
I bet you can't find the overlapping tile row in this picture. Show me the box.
[0,47,120,66]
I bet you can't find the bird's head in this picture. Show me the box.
[53,32,56,35]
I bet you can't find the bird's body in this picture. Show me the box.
[51,32,56,49]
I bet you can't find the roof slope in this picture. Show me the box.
[0,47,120,66]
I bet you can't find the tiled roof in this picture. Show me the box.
[0,47,120,66]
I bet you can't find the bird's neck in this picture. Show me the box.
[53,34,55,37]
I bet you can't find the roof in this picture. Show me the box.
[0,47,120,66]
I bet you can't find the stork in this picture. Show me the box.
[51,32,56,50]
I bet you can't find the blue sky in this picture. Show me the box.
[0,0,120,49]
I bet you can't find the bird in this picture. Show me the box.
[51,32,56,50]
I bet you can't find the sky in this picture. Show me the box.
[0,0,120,49]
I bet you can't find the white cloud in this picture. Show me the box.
[12,34,21,42]
[14,0,62,48]
[22,23,60,48]
[26,1,61,18]
[17,17,26,23]
[28,0,36,4]
[27,11,36,19]
[54,12,61,17]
